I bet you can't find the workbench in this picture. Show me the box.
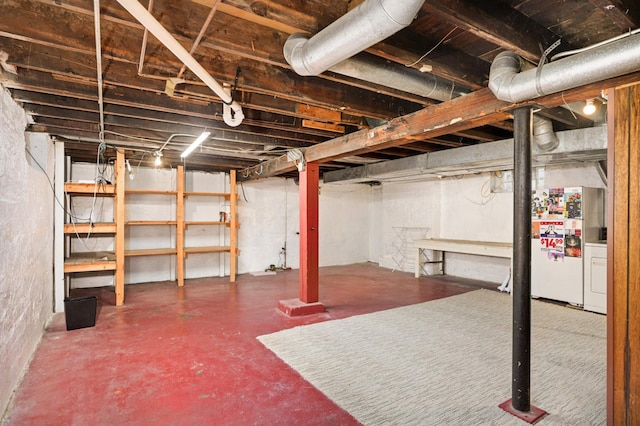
[414,238,513,278]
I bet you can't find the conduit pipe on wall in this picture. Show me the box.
[116,0,244,127]
[283,0,425,76]
[488,33,640,103]
[93,0,105,142]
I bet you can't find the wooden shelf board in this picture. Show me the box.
[65,182,115,195]
[185,246,230,254]
[64,222,116,234]
[184,221,229,226]
[126,221,177,226]
[64,252,116,273]
[184,191,230,198]
[126,189,178,195]
[125,248,177,257]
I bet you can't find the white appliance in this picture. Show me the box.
[584,242,607,314]
[531,187,604,305]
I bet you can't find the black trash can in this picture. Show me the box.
[64,296,97,331]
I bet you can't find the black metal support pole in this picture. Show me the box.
[512,106,532,412]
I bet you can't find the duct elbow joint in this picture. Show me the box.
[488,51,522,102]
[223,102,244,127]
[284,33,317,76]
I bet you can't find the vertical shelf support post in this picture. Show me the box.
[177,165,185,286]
[115,150,125,306]
[229,170,238,282]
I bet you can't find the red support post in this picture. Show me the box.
[299,163,320,303]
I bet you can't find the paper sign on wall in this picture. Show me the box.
[539,220,564,261]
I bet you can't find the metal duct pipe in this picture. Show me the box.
[489,33,640,103]
[329,55,465,102]
[532,115,559,151]
[116,0,244,127]
[283,0,425,76]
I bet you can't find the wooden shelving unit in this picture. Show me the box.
[63,151,125,305]
[64,156,237,305]
[124,184,178,263]
[176,167,238,285]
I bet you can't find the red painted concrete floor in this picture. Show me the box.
[4,263,488,425]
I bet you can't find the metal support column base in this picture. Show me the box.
[499,399,547,424]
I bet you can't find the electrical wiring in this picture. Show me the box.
[24,145,87,222]
[405,27,458,68]
[452,173,496,206]
[24,144,106,251]
[239,181,248,202]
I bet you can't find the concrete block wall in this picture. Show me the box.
[0,88,54,416]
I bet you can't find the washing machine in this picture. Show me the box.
[583,242,607,314]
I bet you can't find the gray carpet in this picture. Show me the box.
[258,290,606,425]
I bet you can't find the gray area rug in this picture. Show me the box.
[258,290,606,425]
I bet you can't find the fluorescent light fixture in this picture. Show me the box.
[181,131,211,158]
[583,99,596,115]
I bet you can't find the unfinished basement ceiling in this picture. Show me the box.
[0,0,638,177]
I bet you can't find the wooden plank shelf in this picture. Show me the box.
[125,189,178,195]
[184,246,230,254]
[125,248,177,257]
[64,222,116,234]
[65,182,115,195]
[184,221,229,227]
[184,191,230,198]
[126,220,177,226]
[64,252,116,273]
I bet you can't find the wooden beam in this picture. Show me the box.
[608,81,640,424]
[0,2,425,119]
[589,0,640,31]
[421,0,568,63]
[239,71,640,181]
[240,88,512,179]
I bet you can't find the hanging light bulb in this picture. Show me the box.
[583,99,596,115]
[154,151,162,166]
[125,159,135,180]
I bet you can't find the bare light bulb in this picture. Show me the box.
[583,99,596,115]
[125,159,135,180]
[154,152,162,166]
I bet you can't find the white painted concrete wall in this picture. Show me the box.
[372,159,607,283]
[0,88,54,416]
[319,182,370,266]
[236,177,370,273]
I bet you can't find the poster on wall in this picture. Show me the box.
[539,220,565,261]
[565,219,583,258]
[532,190,549,218]
[564,187,583,219]
[547,188,565,217]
